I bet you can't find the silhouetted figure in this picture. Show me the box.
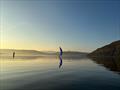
[59,47,63,68]
[13,52,15,59]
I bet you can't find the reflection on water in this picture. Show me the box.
[89,57,120,74]
[0,56,120,90]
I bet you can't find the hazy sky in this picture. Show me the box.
[1,0,120,52]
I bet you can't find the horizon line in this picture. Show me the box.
[0,48,90,53]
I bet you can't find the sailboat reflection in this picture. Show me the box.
[59,47,63,68]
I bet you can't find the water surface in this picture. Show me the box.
[0,56,120,90]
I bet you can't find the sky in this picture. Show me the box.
[0,0,120,52]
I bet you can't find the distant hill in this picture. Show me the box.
[88,40,120,57]
[0,49,88,59]
[0,49,58,57]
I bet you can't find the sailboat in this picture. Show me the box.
[59,47,63,68]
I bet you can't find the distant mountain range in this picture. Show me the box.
[0,49,87,59]
[0,49,55,56]
[1,40,119,59]
[88,40,120,58]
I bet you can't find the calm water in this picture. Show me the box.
[0,56,120,90]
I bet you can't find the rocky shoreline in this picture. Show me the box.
[88,40,120,58]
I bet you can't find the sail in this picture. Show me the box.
[59,47,63,56]
[59,47,63,68]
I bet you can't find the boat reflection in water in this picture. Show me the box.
[89,57,120,75]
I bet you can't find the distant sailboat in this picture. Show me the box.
[59,47,63,68]
[13,52,15,59]
[59,47,63,56]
